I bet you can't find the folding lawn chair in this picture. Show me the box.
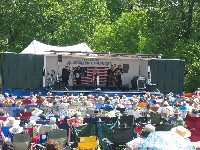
[12,133,31,150]
[186,116,200,142]
[107,127,135,149]
[78,136,98,150]
[47,129,68,150]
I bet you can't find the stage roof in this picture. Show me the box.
[21,40,93,55]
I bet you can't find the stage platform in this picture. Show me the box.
[2,88,161,97]
[49,89,161,97]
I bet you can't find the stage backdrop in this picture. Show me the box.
[44,55,147,87]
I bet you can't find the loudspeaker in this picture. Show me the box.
[137,79,145,90]
[131,76,139,90]
[58,55,62,62]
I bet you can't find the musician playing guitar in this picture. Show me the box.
[106,65,115,88]
[73,66,82,84]
[62,66,71,87]
[114,65,123,88]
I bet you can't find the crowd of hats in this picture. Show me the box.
[0,90,199,149]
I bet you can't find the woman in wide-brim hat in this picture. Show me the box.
[9,125,23,134]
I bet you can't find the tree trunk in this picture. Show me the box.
[185,0,195,39]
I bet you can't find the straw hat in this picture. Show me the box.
[32,108,43,116]
[4,117,20,126]
[2,99,12,106]
[62,97,68,103]
[74,97,79,101]
[171,126,191,138]
[9,125,23,134]
[15,100,23,106]
[122,95,127,99]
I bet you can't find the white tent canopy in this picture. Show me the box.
[21,40,93,55]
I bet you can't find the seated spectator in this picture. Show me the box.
[30,108,43,121]
[49,117,58,129]
[0,109,6,117]
[4,117,20,126]
[102,100,113,111]
[190,108,199,117]
[46,139,59,150]
[125,124,155,150]
[168,108,185,127]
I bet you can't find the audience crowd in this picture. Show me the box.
[0,88,199,150]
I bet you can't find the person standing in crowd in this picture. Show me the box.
[114,65,123,88]
[62,66,71,88]
[73,66,82,84]
[106,65,115,88]
[93,67,99,87]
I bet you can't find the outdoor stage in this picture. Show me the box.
[2,87,161,97]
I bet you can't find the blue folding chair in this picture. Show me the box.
[1,126,12,138]
[40,134,48,144]
[95,103,102,109]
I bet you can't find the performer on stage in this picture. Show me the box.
[114,65,123,88]
[93,67,99,86]
[73,66,82,84]
[106,65,115,88]
[62,66,71,87]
